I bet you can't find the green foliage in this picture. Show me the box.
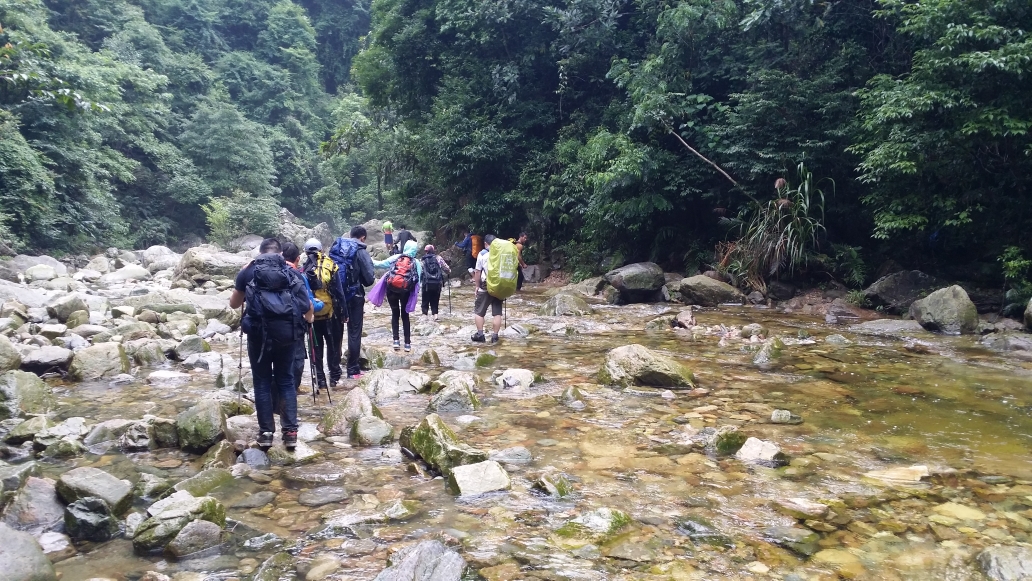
[999,246,1032,313]
[202,190,281,246]
[845,289,870,308]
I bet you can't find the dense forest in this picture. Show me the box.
[2,0,1031,295]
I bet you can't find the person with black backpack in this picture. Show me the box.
[229,238,314,450]
[420,244,451,321]
[328,225,375,379]
[302,238,348,390]
[373,239,423,351]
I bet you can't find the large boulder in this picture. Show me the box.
[8,255,66,276]
[539,293,593,316]
[0,336,22,373]
[1,476,64,534]
[21,346,73,373]
[46,294,88,323]
[863,270,943,314]
[0,370,55,420]
[132,491,224,553]
[361,369,430,404]
[604,262,665,303]
[97,264,151,285]
[68,343,130,381]
[909,285,978,335]
[56,467,133,515]
[679,275,745,306]
[0,522,58,581]
[166,518,223,558]
[598,344,695,389]
[318,387,381,436]
[350,416,395,446]
[399,414,488,475]
[371,539,465,581]
[64,497,119,541]
[172,245,250,285]
[176,399,226,452]
[142,246,181,273]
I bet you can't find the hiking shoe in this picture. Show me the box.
[347,372,363,380]
[283,430,297,450]
[393,340,401,351]
[404,343,411,352]
[257,432,274,447]
[471,331,486,343]
[490,333,499,344]
[297,386,310,395]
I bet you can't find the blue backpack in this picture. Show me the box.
[244,253,308,354]
[328,236,361,300]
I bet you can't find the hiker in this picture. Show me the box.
[229,238,314,449]
[470,233,484,271]
[302,238,348,390]
[382,220,394,250]
[373,239,422,351]
[282,242,325,395]
[394,225,416,255]
[472,235,503,343]
[515,232,529,290]
[329,226,375,380]
[421,244,451,321]
[455,230,474,271]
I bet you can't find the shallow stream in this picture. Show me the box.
[42,285,1032,580]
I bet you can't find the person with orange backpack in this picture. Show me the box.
[373,239,423,351]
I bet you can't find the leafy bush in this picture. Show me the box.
[202,190,281,247]
[999,246,1032,315]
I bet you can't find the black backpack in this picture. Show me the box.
[422,255,443,290]
[244,253,308,353]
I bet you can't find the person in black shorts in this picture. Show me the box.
[471,235,503,343]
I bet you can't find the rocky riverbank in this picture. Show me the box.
[0,244,1031,580]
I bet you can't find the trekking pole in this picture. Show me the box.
[236,307,245,404]
[323,321,335,405]
[307,326,318,406]
[447,273,452,315]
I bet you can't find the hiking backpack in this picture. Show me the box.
[328,236,361,300]
[422,255,443,291]
[244,253,308,350]
[304,251,336,319]
[386,255,418,294]
[486,239,519,300]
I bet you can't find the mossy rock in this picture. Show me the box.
[398,414,487,475]
[598,344,694,389]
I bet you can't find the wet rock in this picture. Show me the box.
[322,499,421,529]
[533,473,573,498]
[253,551,296,581]
[56,466,133,515]
[0,335,21,373]
[37,531,75,563]
[134,473,172,499]
[173,246,250,285]
[318,387,380,436]
[238,448,270,469]
[598,344,695,389]
[981,332,1032,357]
[200,440,237,469]
[119,422,156,452]
[232,490,276,509]
[350,416,395,446]
[909,285,978,334]
[1,476,64,534]
[226,414,260,444]
[770,409,803,424]
[42,436,87,459]
[24,264,57,282]
[604,262,665,303]
[848,319,925,337]
[298,486,349,507]
[752,337,784,365]
[0,461,40,496]
[764,525,819,556]
[863,270,943,314]
[68,343,130,381]
[735,437,786,466]
[448,460,511,496]
[360,369,430,403]
[978,545,1032,581]
[284,462,353,486]
[399,414,488,475]
[98,264,150,285]
[824,334,851,345]
[371,539,465,581]
[932,501,986,521]
[495,368,535,390]
[5,416,53,444]
[45,294,88,324]
[862,465,929,485]
[166,519,222,559]
[678,275,745,306]
[64,497,119,541]
[773,498,829,520]
[0,370,55,420]
[147,370,191,387]
[20,346,72,372]
[174,335,210,360]
[306,553,342,581]
[133,492,224,553]
[427,378,480,413]
[243,532,283,551]
[203,389,254,417]
[175,399,226,452]
[0,522,57,581]
[172,468,232,497]
[198,319,231,339]
[490,446,532,465]
[539,293,593,316]
[812,548,865,578]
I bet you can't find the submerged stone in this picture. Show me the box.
[597,344,694,389]
[370,540,465,581]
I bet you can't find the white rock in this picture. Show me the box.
[735,437,783,465]
[147,370,191,387]
[447,460,511,496]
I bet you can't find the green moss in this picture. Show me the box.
[608,510,632,534]
[475,353,497,367]
[715,430,747,456]
[554,522,586,538]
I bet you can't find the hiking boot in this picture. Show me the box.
[283,430,297,450]
[404,343,411,352]
[297,386,310,395]
[257,432,274,447]
[347,372,363,380]
[471,331,486,343]
[490,333,499,344]
[393,340,401,351]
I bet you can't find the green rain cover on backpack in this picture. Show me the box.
[487,238,519,300]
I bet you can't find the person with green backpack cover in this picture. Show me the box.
[472,235,519,343]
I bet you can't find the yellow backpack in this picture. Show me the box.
[306,253,337,319]
[487,239,519,300]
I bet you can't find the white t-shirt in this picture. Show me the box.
[474,249,490,292]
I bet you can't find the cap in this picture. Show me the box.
[303,238,322,252]
[424,244,435,253]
